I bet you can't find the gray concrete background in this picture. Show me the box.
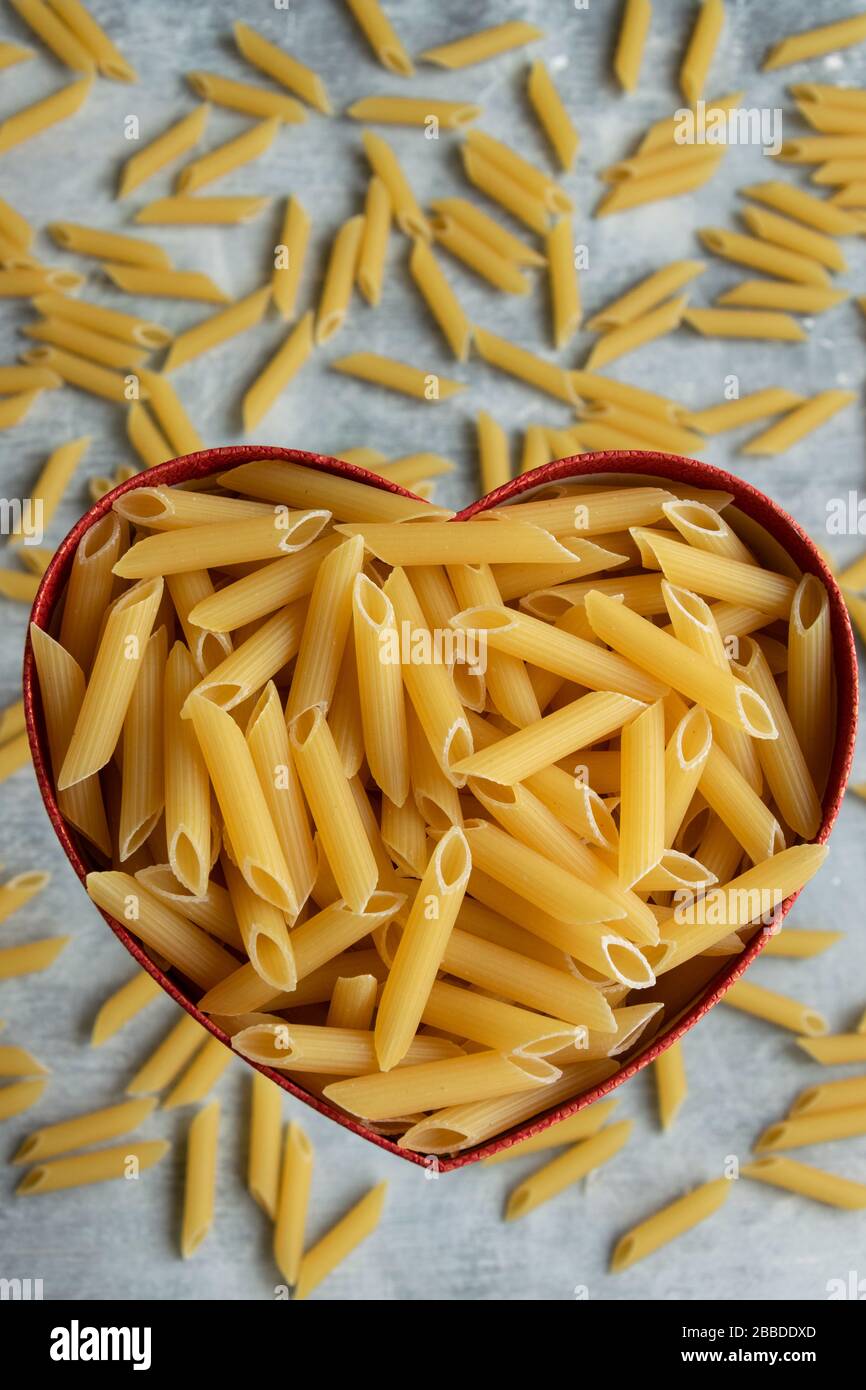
[0,0,864,1301]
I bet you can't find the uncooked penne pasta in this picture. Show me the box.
[91,970,162,1046]
[429,197,545,267]
[742,204,846,272]
[684,307,807,342]
[611,1177,731,1271]
[272,196,310,321]
[788,1074,866,1116]
[0,1079,47,1120]
[756,1106,866,1152]
[331,351,464,401]
[763,14,866,71]
[596,153,723,216]
[33,291,171,348]
[353,574,409,805]
[483,1098,619,1165]
[588,261,704,331]
[722,980,827,1035]
[325,1050,556,1121]
[181,1100,219,1256]
[317,217,363,344]
[698,226,830,286]
[461,146,549,234]
[14,1096,155,1163]
[163,286,271,372]
[0,1045,48,1077]
[787,575,834,797]
[119,105,209,197]
[409,239,472,361]
[119,627,167,861]
[164,641,212,897]
[17,1140,169,1195]
[678,387,805,434]
[164,1033,234,1109]
[680,0,725,106]
[43,0,136,81]
[135,196,271,225]
[24,317,152,368]
[506,1119,633,1220]
[585,296,687,369]
[527,60,579,169]
[547,216,581,348]
[101,265,230,303]
[186,72,305,123]
[88,871,235,989]
[474,328,574,402]
[295,1182,386,1301]
[347,96,480,128]
[742,1156,866,1210]
[48,222,171,268]
[274,1121,313,1290]
[0,75,92,155]
[362,131,429,238]
[243,311,314,432]
[716,280,847,313]
[420,21,543,69]
[477,411,511,494]
[18,346,136,402]
[614,0,652,93]
[742,390,856,456]
[57,513,125,674]
[619,700,665,888]
[233,21,331,113]
[248,1070,282,1218]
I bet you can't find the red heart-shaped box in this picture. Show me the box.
[22,446,859,1170]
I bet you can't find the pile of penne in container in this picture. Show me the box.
[31,459,832,1155]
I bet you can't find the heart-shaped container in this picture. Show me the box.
[23,446,859,1170]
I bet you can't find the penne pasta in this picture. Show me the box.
[0,1079,47,1120]
[186,72,305,123]
[420,21,543,69]
[409,239,472,361]
[698,226,830,286]
[429,197,545,267]
[33,291,171,348]
[101,265,230,303]
[181,1100,219,1256]
[248,1070,282,1218]
[683,307,806,342]
[527,60,579,169]
[614,0,652,92]
[742,1156,866,1210]
[678,387,806,434]
[716,280,847,313]
[40,0,135,80]
[295,1182,386,1301]
[127,1014,206,1095]
[91,971,162,1047]
[588,260,704,331]
[331,351,464,401]
[611,1178,731,1270]
[325,1050,557,1121]
[722,980,827,1035]
[163,286,271,373]
[274,1121,313,1290]
[119,627,167,861]
[0,75,92,154]
[763,14,866,70]
[17,1140,169,1195]
[584,296,687,369]
[49,222,171,268]
[135,196,271,225]
[353,573,410,805]
[506,1119,634,1220]
[88,871,235,989]
[347,96,480,128]
[787,575,834,798]
[272,196,310,321]
[243,311,314,431]
[361,131,429,238]
[619,700,665,888]
[233,21,330,113]
[680,0,725,106]
[742,389,856,456]
[14,1097,155,1164]
[756,1106,866,1152]
[119,105,209,198]
[547,216,581,348]
[164,1034,234,1109]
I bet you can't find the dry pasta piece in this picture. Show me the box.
[17,1140,169,1195]
[248,1071,282,1217]
[0,365,61,391]
[521,424,552,474]
[331,352,465,401]
[274,1121,313,1291]
[756,1106,866,1152]
[717,280,847,313]
[175,116,279,195]
[798,1034,866,1065]
[87,872,235,989]
[163,285,271,372]
[233,21,330,113]
[741,204,846,272]
[127,403,172,469]
[8,436,89,544]
[58,512,125,672]
[272,196,310,321]
[467,130,571,215]
[102,265,230,303]
[1,199,34,248]
[477,411,510,494]
[789,1074,866,1117]
[134,372,203,455]
[577,402,703,456]
[19,346,138,403]
[684,307,806,341]
[0,934,68,978]
[614,0,652,92]
[352,574,409,805]
[317,217,364,344]
[91,971,162,1046]
[698,227,831,286]
[0,42,34,69]
[0,1045,48,1077]
[680,0,725,106]
[635,530,796,618]
[618,700,665,888]
[136,196,270,225]
[295,1182,386,1301]
[376,828,471,1070]
[30,625,112,855]
[48,222,171,268]
[585,296,687,369]
[461,146,550,234]
[120,624,165,859]
[118,106,209,198]
[0,1079,46,1120]
[588,261,704,331]
[8,0,93,71]
[429,197,545,266]
[678,391,803,437]
[506,1119,633,1220]
[0,699,25,744]
[0,266,83,295]
[483,1099,620,1166]
[741,179,863,235]
[596,153,723,215]
[762,928,841,958]
[33,291,171,348]
[654,1041,687,1129]
[164,641,212,897]
[343,0,413,75]
[24,317,151,368]
[721,980,827,1035]
[357,178,390,305]
[0,389,42,430]
[325,1051,557,1121]
[44,0,136,81]
[218,459,444,523]
[742,389,856,456]
[186,72,305,123]
[526,60,579,168]
[0,571,39,603]
[472,327,575,403]
[409,238,471,361]
[787,575,834,797]
[420,21,543,68]
[547,216,581,348]
[742,1156,866,1210]
[232,1021,458,1072]
[13,1096,155,1163]
[0,74,91,153]
[163,1033,234,1109]
[242,310,314,432]
[763,14,866,70]
[181,1100,219,1256]
[362,131,430,238]
[611,1178,731,1271]
[127,1014,206,1095]
[347,96,480,128]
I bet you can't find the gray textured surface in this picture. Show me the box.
[0,0,865,1301]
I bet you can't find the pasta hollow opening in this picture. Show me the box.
[793,574,825,630]
[604,938,656,988]
[677,708,713,769]
[734,685,777,739]
[171,830,209,898]
[436,828,471,893]
[249,930,295,991]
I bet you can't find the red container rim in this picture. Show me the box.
[22,445,859,1172]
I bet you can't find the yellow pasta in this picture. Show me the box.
[506,1119,633,1220]
[685,306,804,342]
[316,216,364,344]
[219,458,443,523]
[420,21,543,69]
[356,177,390,306]
[0,1079,47,1120]
[24,316,152,368]
[91,971,162,1046]
[0,74,92,153]
[274,1121,313,1290]
[233,21,330,113]
[546,216,581,349]
[362,131,430,238]
[176,116,279,195]
[14,1096,155,1163]
[588,261,705,331]
[461,146,549,234]
[33,290,171,348]
[17,1140,169,1195]
[347,95,480,127]
[0,266,83,296]
[8,434,89,547]
[722,980,827,1035]
[352,574,409,805]
[716,280,847,313]
[46,0,136,81]
[247,1070,282,1218]
[164,1034,234,1109]
[798,1034,866,1065]
[331,351,464,401]
[0,365,61,391]
[764,14,866,70]
[164,641,211,897]
[58,513,125,673]
[743,389,856,456]
[742,204,846,273]
[678,387,806,433]
[742,1156,866,1210]
[467,130,571,216]
[483,1099,620,1165]
[18,345,137,403]
[272,196,310,321]
[585,296,687,369]
[295,1182,386,1301]
[88,871,235,989]
[762,928,842,958]
[187,71,305,123]
[596,153,723,215]
[430,196,545,267]
[0,42,34,69]
[787,575,834,797]
[474,328,574,403]
[619,700,665,888]
[136,195,271,225]
[476,411,511,494]
[0,1045,48,1077]
[614,0,652,93]
[118,105,209,198]
[789,1075,866,1116]
[680,0,724,106]
[636,530,795,618]
[118,627,167,861]
[101,265,230,303]
[756,1106,866,1152]
[376,828,471,1070]
[181,1100,219,1256]
[698,226,830,286]
[0,389,41,430]
[126,1014,206,1095]
[525,62,578,170]
[611,1178,731,1271]
[325,1050,556,1121]
[243,311,314,432]
[408,239,472,361]
[654,1042,687,1129]
[163,285,271,373]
